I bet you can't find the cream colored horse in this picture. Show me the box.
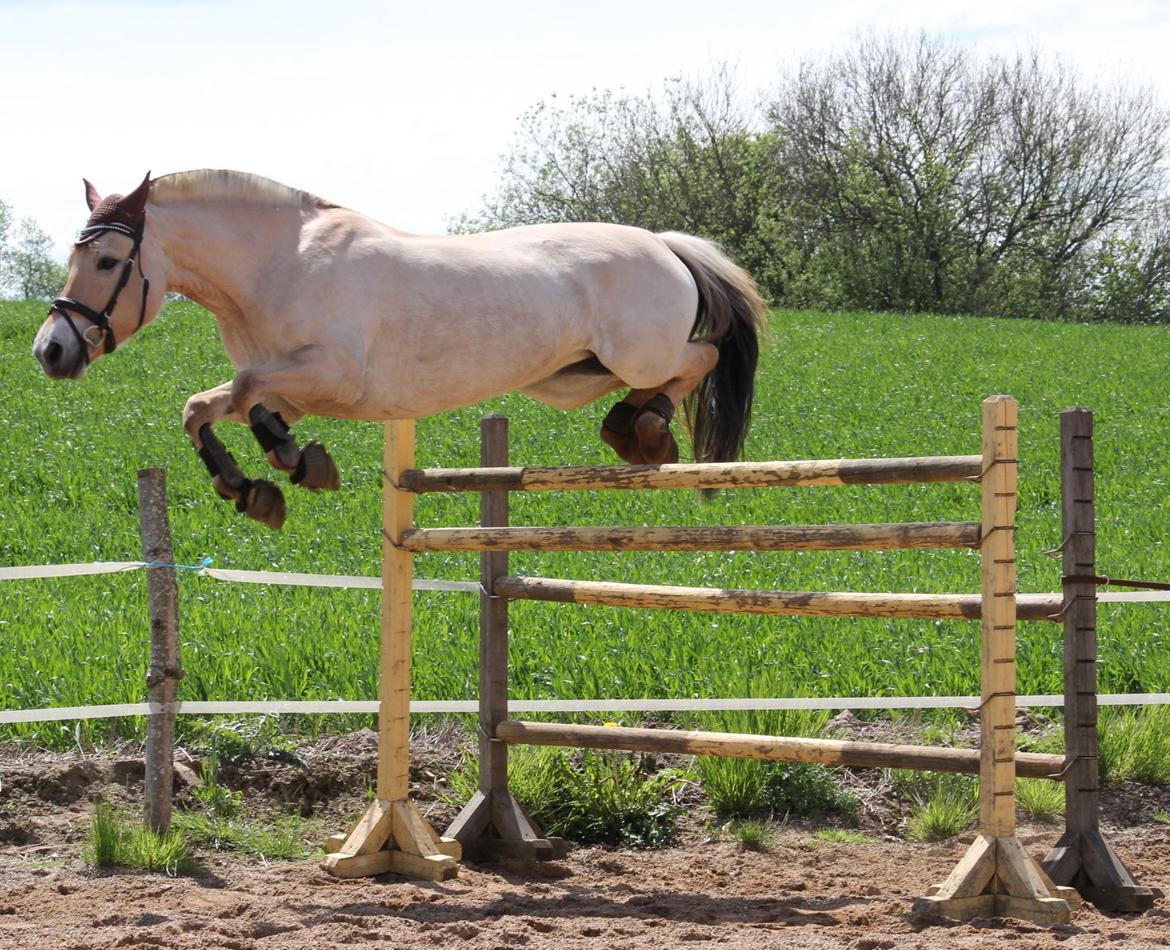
[34,171,766,528]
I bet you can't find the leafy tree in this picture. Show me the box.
[3,217,67,300]
[0,199,12,286]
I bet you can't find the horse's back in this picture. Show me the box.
[290,212,702,416]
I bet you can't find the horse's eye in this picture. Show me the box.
[97,256,118,271]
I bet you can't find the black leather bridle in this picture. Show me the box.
[50,216,150,364]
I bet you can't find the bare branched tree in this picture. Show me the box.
[767,33,1169,316]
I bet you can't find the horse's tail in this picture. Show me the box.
[658,232,769,463]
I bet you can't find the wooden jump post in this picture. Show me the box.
[322,421,461,880]
[912,397,1073,922]
[1039,409,1156,912]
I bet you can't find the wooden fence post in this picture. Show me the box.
[137,467,181,834]
[446,415,566,860]
[1041,408,1156,910]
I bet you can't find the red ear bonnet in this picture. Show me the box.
[84,172,152,229]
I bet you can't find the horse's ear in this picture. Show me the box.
[84,179,102,212]
[118,172,152,219]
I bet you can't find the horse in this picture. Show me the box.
[33,171,767,529]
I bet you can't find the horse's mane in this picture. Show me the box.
[150,170,338,210]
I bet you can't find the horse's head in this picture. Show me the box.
[33,173,166,379]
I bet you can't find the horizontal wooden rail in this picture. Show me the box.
[493,576,1062,622]
[398,455,982,494]
[401,522,980,553]
[496,721,1066,779]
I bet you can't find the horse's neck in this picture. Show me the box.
[150,200,303,322]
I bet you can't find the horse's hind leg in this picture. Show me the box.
[616,341,719,465]
[248,404,339,492]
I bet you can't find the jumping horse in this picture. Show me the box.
[33,171,767,528]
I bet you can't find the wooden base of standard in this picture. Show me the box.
[321,798,460,881]
[446,789,568,862]
[913,834,1075,925]
[1042,830,1161,912]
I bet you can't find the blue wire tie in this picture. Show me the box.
[142,556,213,572]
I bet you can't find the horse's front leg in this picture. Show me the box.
[183,382,288,529]
[246,403,340,493]
[231,344,362,487]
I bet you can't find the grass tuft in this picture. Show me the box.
[84,800,120,868]
[904,775,978,842]
[725,819,776,851]
[694,756,768,817]
[813,828,877,844]
[1099,707,1170,785]
[1016,777,1065,822]
[83,801,195,875]
[448,742,683,848]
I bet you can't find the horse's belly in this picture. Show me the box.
[355,340,585,419]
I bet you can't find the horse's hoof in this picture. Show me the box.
[292,440,340,491]
[211,474,237,501]
[600,401,646,464]
[267,441,301,472]
[242,479,287,529]
[634,396,679,465]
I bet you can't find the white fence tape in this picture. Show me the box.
[0,561,479,593]
[2,560,1167,725]
[0,561,143,580]
[203,567,479,593]
[4,559,1170,601]
[3,693,1169,724]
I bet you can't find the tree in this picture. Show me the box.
[0,199,12,288]
[3,217,67,300]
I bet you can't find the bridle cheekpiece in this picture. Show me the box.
[50,215,150,364]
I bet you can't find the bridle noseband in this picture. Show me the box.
[50,216,150,364]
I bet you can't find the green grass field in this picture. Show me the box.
[3,299,1170,746]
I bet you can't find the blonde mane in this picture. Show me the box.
[150,169,338,210]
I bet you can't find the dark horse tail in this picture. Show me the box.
[658,232,768,463]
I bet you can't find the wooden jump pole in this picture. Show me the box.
[1040,409,1156,911]
[322,420,460,881]
[445,415,566,860]
[399,455,982,493]
[914,396,1073,925]
[401,521,980,553]
[496,720,1066,778]
[493,576,1063,622]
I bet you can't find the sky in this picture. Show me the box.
[1,0,1168,257]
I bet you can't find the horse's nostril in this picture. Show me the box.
[45,341,63,365]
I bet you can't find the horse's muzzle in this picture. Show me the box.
[33,331,86,380]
